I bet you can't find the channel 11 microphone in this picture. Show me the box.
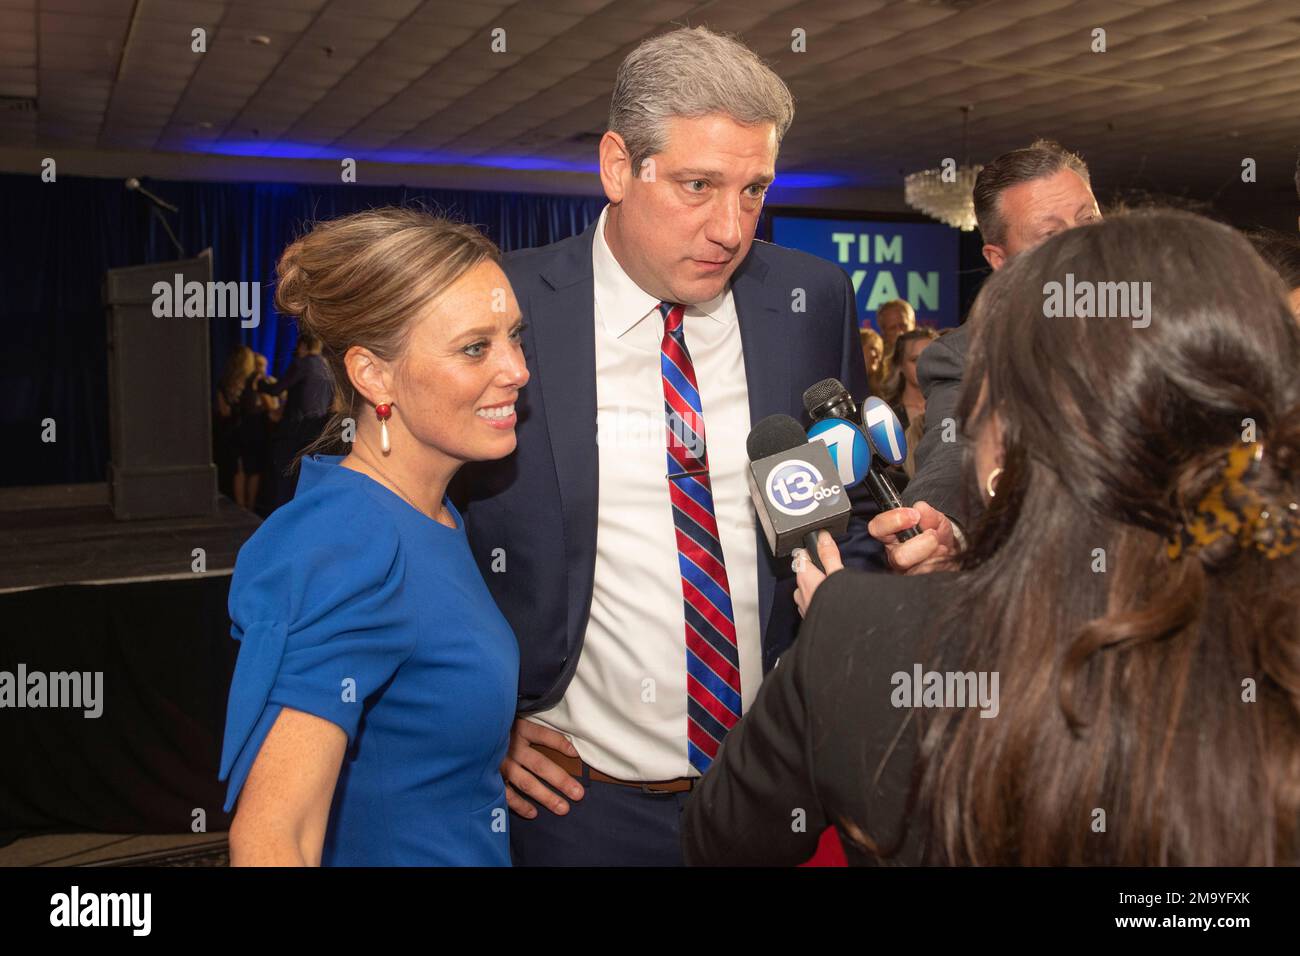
[745,414,851,571]
[802,378,918,542]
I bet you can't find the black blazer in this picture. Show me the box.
[681,568,962,866]
[903,324,973,528]
[458,218,884,714]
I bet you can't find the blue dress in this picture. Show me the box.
[218,454,518,866]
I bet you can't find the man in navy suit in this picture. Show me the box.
[458,25,881,866]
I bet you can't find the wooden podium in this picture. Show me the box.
[103,250,218,519]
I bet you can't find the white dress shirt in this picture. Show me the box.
[529,204,763,780]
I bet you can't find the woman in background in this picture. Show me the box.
[682,210,1300,866]
[214,345,255,502]
[875,297,915,379]
[859,326,884,397]
[252,352,279,416]
[883,327,939,429]
[229,352,275,511]
[220,207,529,866]
[883,327,939,479]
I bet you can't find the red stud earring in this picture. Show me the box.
[376,403,393,455]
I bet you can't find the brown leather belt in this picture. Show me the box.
[531,744,698,794]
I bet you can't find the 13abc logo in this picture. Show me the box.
[766,460,842,517]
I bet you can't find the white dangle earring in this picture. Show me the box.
[376,402,393,455]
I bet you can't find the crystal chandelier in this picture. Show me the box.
[903,106,982,231]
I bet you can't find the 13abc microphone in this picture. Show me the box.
[745,377,916,572]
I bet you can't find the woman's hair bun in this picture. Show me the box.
[273,237,312,321]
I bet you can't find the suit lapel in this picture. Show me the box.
[731,244,791,642]
[528,230,790,653]
[531,224,600,644]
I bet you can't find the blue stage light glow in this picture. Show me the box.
[199,141,337,160]
[766,172,849,190]
[191,141,847,188]
[194,141,596,172]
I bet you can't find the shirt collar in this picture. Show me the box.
[591,204,732,339]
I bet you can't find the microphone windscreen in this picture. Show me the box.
[860,396,910,468]
[802,378,847,417]
[746,414,806,462]
[125,177,140,190]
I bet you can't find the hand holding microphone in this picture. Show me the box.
[799,377,961,574]
[855,387,962,572]
[859,388,962,571]
[868,500,961,575]
[744,414,851,614]
[792,530,843,618]
[802,379,918,542]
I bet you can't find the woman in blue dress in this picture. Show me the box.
[218,208,529,866]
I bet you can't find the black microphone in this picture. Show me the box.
[803,377,859,423]
[125,177,184,258]
[802,378,919,542]
[125,177,179,213]
[745,414,851,573]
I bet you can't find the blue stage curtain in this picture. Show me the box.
[0,173,605,486]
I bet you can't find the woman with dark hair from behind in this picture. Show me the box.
[681,209,1300,866]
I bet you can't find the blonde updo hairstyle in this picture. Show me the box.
[272,206,500,464]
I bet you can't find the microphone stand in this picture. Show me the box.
[148,202,185,259]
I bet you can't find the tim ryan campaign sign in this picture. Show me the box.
[771,216,960,331]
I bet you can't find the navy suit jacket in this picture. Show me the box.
[457,218,883,714]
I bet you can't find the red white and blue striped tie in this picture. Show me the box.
[658,301,742,774]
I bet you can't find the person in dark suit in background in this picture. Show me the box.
[878,140,1102,570]
[457,25,881,867]
[259,330,334,509]
[682,210,1300,866]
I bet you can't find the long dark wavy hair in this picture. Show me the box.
[895,210,1300,865]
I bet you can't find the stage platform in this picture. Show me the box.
[0,484,261,593]
[0,484,261,843]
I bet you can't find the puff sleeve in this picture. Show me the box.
[218,500,415,813]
